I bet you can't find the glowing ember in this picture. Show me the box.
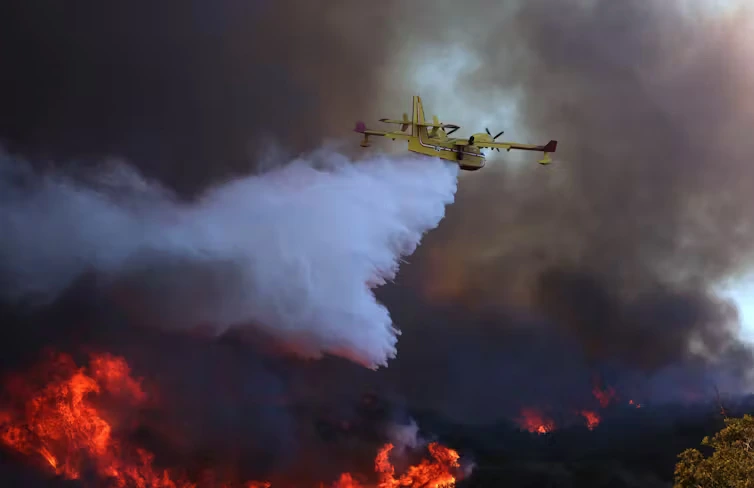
[628,399,642,408]
[591,383,617,408]
[579,410,600,430]
[329,473,362,488]
[517,408,555,434]
[0,351,464,487]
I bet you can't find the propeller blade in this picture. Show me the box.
[494,130,504,140]
[468,135,475,145]
[485,128,491,136]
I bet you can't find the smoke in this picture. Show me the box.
[0,148,458,369]
[386,419,421,453]
[0,0,405,195]
[375,0,754,408]
[2,0,754,436]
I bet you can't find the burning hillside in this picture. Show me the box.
[514,375,647,435]
[0,351,465,488]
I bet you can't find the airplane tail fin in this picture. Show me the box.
[412,96,428,139]
[538,140,558,165]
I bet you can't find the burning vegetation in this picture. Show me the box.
[516,408,555,435]
[515,375,644,434]
[0,351,464,488]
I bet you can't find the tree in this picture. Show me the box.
[674,414,754,488]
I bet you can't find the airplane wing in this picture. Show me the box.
[475,140,558,164]
[417,122,460,136]
[417,122,461,135]
[474,139,557,152]
[415,122,460,129]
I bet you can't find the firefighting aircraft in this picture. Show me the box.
[354,95,557,171]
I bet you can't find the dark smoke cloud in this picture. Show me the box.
[2,0,754,445]
[386,0,754,404]
[0,0,401,195]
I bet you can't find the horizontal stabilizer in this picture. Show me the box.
[378,118,411,132]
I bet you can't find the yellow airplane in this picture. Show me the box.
[354,95,557,171]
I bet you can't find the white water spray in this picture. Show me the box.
[0,148,458,369]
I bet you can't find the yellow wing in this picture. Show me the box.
[476,140,558,164]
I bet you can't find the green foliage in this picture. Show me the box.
[674,414,754,488]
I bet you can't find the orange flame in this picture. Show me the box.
[579,410,600,430]
[0,351,464,488]
[517,408,555,434]
[376,442,459,488]
[329,473,362,488]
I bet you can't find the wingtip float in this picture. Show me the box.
[354,95,558,171]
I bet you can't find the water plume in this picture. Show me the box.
[0,148,459,369]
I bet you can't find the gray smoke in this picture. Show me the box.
[388,0,754,380]
[2,0,754,425]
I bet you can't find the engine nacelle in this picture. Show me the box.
[470,132,494,144]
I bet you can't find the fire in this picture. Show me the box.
[0,351,464,488]
[0,352,149,482]
[517,408,555,434]
[591,383,617,408]
[329,473,361,488]
[579,410,600,430]
[376,442,459,488]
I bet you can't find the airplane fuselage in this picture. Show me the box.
[407,134,485,171]
[378,131,486,170]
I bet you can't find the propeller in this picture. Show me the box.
[485,128,504,152]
